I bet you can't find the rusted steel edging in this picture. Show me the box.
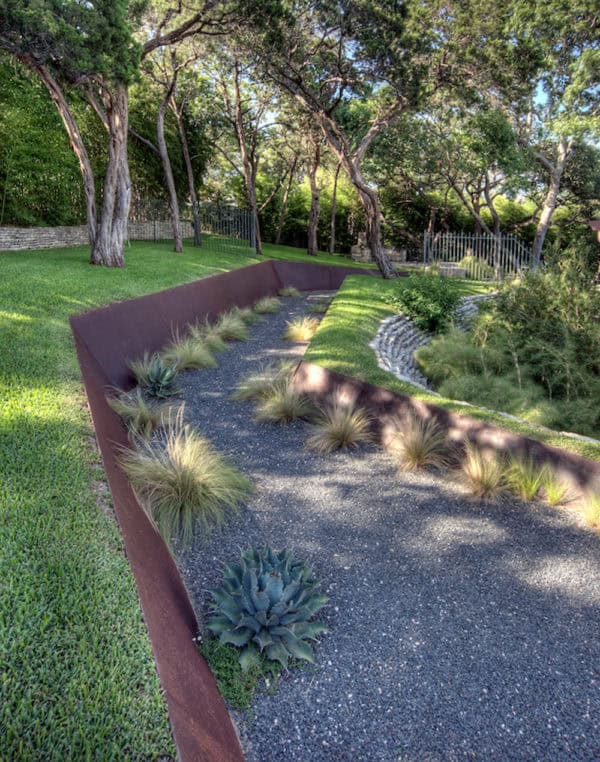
[291,361,600,499]
[69,259,379,761]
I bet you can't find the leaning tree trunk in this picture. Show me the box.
[34,63,97,250]
[157,87,182,253]
[329,161,341,255]
[171,100,200,247]
[307,143,321,256]
[345,162,394,278]
[90,84,131,267]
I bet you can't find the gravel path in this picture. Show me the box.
[175,293,600,761]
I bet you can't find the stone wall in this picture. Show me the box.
[0,220,195,252]
[0,225,89,251]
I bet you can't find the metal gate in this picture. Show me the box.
[423,231,534,280]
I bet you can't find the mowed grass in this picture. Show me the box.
[304,275,600,461]
[0,238,364,758]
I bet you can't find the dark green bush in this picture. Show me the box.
[385,274,462,333]
[417,266,600,438]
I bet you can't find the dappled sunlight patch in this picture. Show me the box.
[404,515,508,555]
[504,554,600,605]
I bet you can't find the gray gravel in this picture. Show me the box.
[175,293,600,761]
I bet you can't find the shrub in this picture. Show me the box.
[255,380,316,424]
[541,471,569,506]
[232,363,291,401]
[459,255,495,280]
[207,547,327,670]
[108,388,175,441]
[306,403,372,453]
[385,273,462,333]
[213,311,249,341]
[128,352,180,398]
[505,455,547,501]
[583,494,600,530]
[254,296,280,314]
[278,286,301,297]
[415,330,486,385]
[460,443,505,499]
[284,316,320,342]
[161,334,216,370]
[119,415,252,546]
[388,414,450,471]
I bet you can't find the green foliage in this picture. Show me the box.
[385,274,462,333]
[213,310,250,341]
[254,296,281,314]
[306,403,372,453]
[119,414,252,546]
[128,352,180,398]
[199,636,282,711]
[108,387,175,441]
[417,267,600,439]
[207,547,327,670]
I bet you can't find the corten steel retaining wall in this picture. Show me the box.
[69,260,376,762]
[291,362,600,497]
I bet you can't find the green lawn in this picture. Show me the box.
[0,238,371,760]
[305,275,600,461]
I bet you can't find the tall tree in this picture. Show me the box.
[243,0,438,277]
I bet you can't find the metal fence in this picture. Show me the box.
[423,231,534,281]
[127,199,255,255]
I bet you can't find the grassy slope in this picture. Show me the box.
[304,275,600,462]
[0,239,369,759]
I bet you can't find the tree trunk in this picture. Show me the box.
[329,161,341,255]
[307,142,321,256]
[157,82,182,253]
[34,63,97,249]
[344,161,394,277]
[275,157,296,244]
[171,99,200,246]
[531,140,570,267]
[90,84,131,267]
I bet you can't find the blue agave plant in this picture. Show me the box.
[207,547,328,670]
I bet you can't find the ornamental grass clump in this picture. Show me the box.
[278,286,301,297]
[540,471,570,507]
[108,388,176,441]
[307,403,372,453]
[119,414,252,546]
[255,380,316,424]
[230,305,260,324]
[207,547,328,670]
[505,455,547,501]
[161,334,217,370]
[232,363,291,402]
[128,352,180,398]
[284,316,320,342]
[583,494,600,531]
[388,414,450,471]
[253,296,280,314]
[213,310,249,341]
[189,320,229,354]
[460,442,505,499]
